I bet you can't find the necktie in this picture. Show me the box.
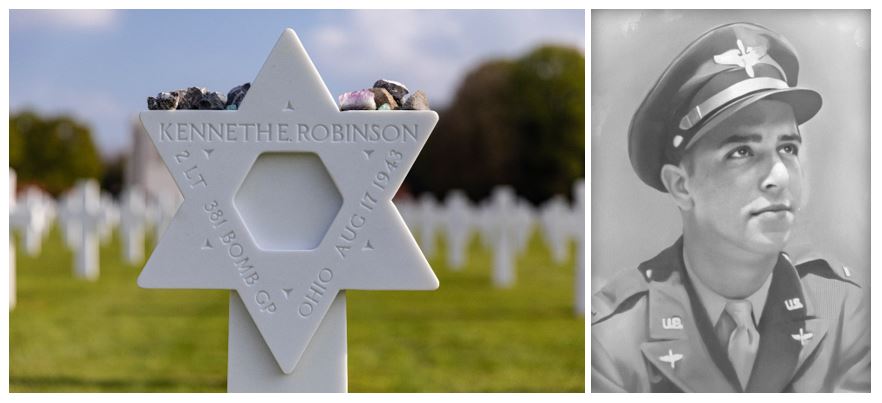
[715,300,760,390]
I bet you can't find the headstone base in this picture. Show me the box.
[227,291,347,392]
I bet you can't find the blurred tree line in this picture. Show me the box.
[10,111,109,197]
[10,44,583,203]
[409,45,585,204]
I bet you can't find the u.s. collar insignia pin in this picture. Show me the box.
[784,297,803,311]
[791,328,813,346]
[713,39,768,78]
[661,316,684,330]
[659,349,683,369]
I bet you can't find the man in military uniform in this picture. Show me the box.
[591,23,869,392]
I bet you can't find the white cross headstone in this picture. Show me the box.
[137,28,439,392]
[476,199,495,251]
[487,186,517,288]
[120,186,148,264]
[146,191,181,241]
[394,197,418,235]
[99,192,119,245]
[59,189,82,250]
[571,180,585,316]
[442,190,473,270]
[15,186,54,256]
[67,179,103,281]
[9,170,17,310]
[417,193,440,260]
[539,195,571,264]
[512,198,535,255]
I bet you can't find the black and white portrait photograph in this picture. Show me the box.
[590,10,869,392]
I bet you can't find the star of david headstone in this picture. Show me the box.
[137,28,439,382]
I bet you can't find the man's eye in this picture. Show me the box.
[779,143,800,155]
[727,146,753,159]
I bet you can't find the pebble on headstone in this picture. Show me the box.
[402,90,430,110]
[178,87,208,110]
[226,82,251,110]
[338,89,377,111]
[369,88,398,110]
[373,79,409,104]
[147,91,181,110]
[199,91,228,110]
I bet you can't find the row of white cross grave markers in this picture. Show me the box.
[8,29,586,392]
[8,170,180,308]
[8,170,584,311]
[397,184,585,304]
[9,171,584,314]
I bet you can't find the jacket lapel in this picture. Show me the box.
[746,255,827,392]
[639,240,738,392]
[795,275,828,371]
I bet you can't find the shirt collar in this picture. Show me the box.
[683,250,774,326]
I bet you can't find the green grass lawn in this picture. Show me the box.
[10,225,584,392]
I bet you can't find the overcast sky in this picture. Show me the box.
[9,9,585,157]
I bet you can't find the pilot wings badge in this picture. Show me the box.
[713,39,768,78]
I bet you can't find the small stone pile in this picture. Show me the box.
[338,79,430,111]
[147,83,251,110]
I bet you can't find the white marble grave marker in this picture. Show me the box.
[146,191,181,240]
[512,198,535,255]
[59,190,81,250]
[120,187,148,264]
[417,193,440,260]
[394,197,418,235]
[9,170,17,310]
[488,186,517,288]
[442,190,472,270]
[68,180,103,281]
[539,195,570,264]
[138,28,438,392]
[99,192,119,245]
[15,186,54,256]
[572,180,585,316]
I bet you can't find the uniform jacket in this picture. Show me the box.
[591,237,869,392]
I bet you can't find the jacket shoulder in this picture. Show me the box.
[794,256,862,289]
[591,266,650,325]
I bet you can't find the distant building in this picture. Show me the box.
[125,117,182,203]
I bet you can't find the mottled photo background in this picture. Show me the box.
[591,10,869,292]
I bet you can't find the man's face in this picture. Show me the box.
[682,99,804,254]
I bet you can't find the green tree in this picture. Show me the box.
[509,46,585,203]
[410,45,585,204]
[410,59,519,202]
[9,111,104,196]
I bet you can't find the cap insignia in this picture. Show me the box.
[713,39,768,78]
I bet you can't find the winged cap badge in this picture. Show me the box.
[713,39,768,78]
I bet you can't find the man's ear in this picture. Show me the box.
[660,163,694,210]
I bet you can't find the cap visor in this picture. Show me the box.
[685,87,822,150]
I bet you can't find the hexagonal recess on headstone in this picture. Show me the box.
[234,152,342,251]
